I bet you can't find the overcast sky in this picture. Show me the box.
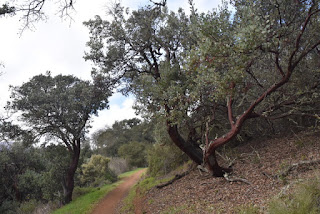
[0,0,221,136]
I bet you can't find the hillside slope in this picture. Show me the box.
[136,131,320,213]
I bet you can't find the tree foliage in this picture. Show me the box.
[7,72,111,204]
[85,0,320,176]
[192,0,320,175]
[92,118,154,157]
[79,154,116,187]
[84,0,204,169]
[118,141,149,168]
[0,141,45,212]
[147,119,187,176]
[0,4,15,16]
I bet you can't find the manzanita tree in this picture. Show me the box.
[85,0,320,176]
[192,0,320,175]
[8,73,111,204]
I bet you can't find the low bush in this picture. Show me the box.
[17,200,39,214]
[16,200,59,214]
[147,142,187,177]
[235,204,260,214]
[72,187,95,200]
[79,154,117,187]
[108,157,129,175]
[0,200,19,214]
[268,179,320,214]
[32,202,59,214]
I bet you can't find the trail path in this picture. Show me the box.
[91,168,146,214]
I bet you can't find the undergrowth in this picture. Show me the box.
[235,204,260,214]
[268,178,320,214]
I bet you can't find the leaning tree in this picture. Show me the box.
[85,0,320,176]
[84,0,205,168]
[192,0,320,175]
[8,73,111,204]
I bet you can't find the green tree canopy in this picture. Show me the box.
[85,0,320,176]
[118,141,149,168]
[7,72,111,204]
[92,118,155,157]
[84,0,204,168]
[0,140,48,213]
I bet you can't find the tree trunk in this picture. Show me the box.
[13,179,22,202]
[204,124,239,177]
[166,122,203,165]
[63,140,81,205]
[205,150,231,177]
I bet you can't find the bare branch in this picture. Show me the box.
[8,0,75,33]
[289,5,320,69]
[275,51,285,77]
[278,159,320,178]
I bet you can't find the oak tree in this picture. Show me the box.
[84,0,204,167]
[8,73,111,204]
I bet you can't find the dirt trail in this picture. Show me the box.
[91,168,146,214]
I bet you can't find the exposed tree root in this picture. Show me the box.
[216,151,237,168]
[278,159,320,178]
[197,165,209,175]
[223,173,252,185]
[156,171,189,189]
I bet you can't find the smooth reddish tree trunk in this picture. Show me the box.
[204,67,295,176]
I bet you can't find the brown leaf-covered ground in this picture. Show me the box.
[131,131,320,214]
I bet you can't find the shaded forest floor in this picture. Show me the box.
[131,131,320,213]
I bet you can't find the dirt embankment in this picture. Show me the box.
[139,132,320,213]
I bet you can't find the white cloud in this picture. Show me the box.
[89,95,137,135]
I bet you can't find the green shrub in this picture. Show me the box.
[79,154,117,187]
[0,200,19,214]
[18,169,43,200]
[268,179,320,214]
[147,119,188,177]
[17,200,39,214]
[147,143,187,177]
[72,187,95,200]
